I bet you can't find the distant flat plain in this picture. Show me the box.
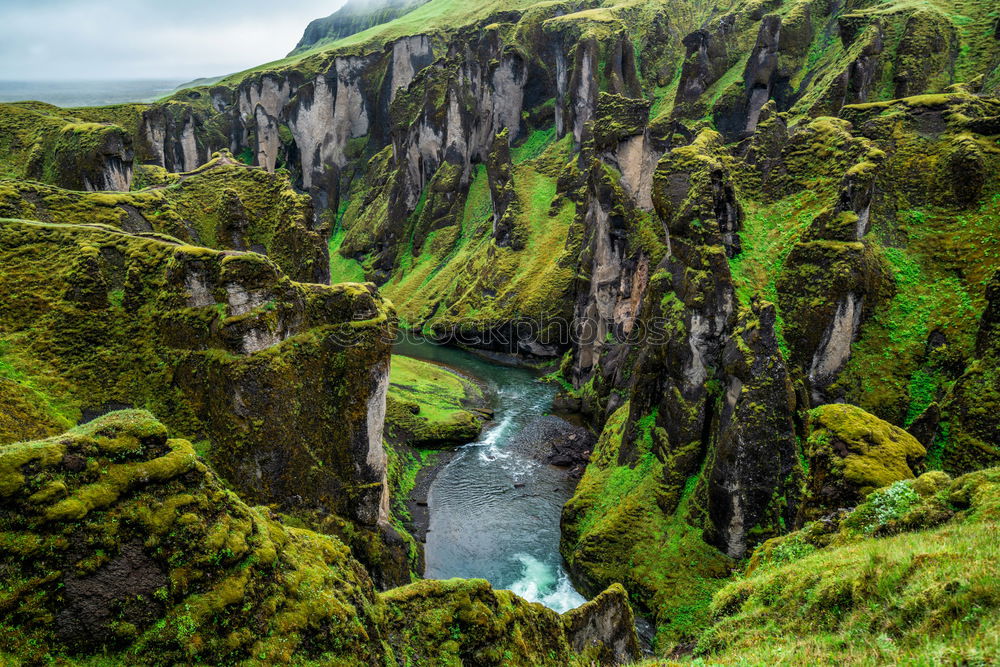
[0,79,185,107]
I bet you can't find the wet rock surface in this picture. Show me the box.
[539,417,598,475]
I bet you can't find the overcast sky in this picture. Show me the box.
[0,0,346,81]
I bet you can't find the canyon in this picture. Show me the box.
[1,0,999,663]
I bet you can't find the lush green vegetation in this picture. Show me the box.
[1,0,999,662]
[0,411,611,666]
[689,468,1000,665]
[386,354,487,446]
[345,135,582,334]
[0,151,326,282]
[840,197,1000,424]
[562,404,733,649]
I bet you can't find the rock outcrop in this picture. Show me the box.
[0,152,329,283]
[0,218,393,535]
[562,583,640,664]
[800,403,926,521]
[561,130,804,632]
[0,103,135,191]
[0,411,386,665]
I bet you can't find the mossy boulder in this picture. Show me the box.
[0,411,385,665]
[382,578,570,665]
[911,469,952,497]
[801,403,926,520]
[382,577,639,666]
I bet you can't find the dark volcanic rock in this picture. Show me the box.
[563,583,641,664]
[542,419,598,475]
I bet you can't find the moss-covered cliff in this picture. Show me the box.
[0,102,135,191]
[0,151,328,283]
[0,217,396,540]
[0,0,998,661]
[0,412,638,665]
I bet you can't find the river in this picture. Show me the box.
[393,337,586,613]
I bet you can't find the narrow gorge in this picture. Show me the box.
[1,0,999,664]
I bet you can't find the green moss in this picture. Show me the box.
[0,153,327,282]
[561,403,732,648]
[381,143,580,336]
[512,127,556,164]
[837,203,997,423]
[802,403,926,520]
[381,578,572,666]
[0,217,393,526]
[592,93,650,149]
[385,354,486,446]
[728,189,828,352]
[0,412,385,665]
[329,223,367,283]
[698,469,1000,664]
[0,343,74,445]
[939,267,1000,474]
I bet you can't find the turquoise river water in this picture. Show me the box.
[393,338,586,612]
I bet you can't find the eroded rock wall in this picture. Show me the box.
[0,219,393,528]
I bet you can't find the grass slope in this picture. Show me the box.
[687,469,1000,665]
[386,354,487,446]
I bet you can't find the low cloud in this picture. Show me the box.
[0,0,344,81]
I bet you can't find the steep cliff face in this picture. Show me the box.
[114,0,996,646]
[111,3,684,357]
[560,87,998,645]
[561,131,805,637]
[772,119,894,404]
[1,0,998,659]
[120,0,996,370]
[0,103,134,191]
[0,218,393,528]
